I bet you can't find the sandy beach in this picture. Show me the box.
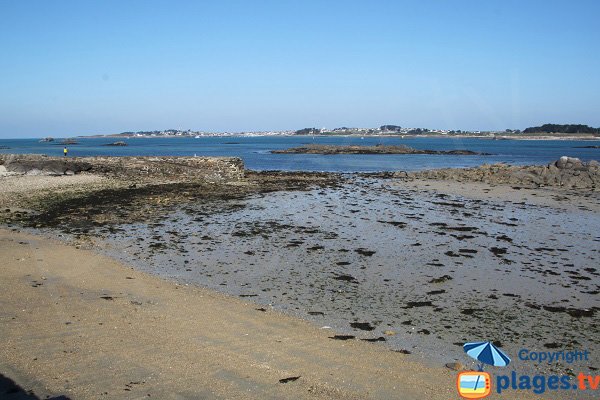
[1,227,468,400]
[1,156,598,399]
[3,226,571,399]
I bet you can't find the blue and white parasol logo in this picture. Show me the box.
[464,341,511,370]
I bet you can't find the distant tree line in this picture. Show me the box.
[523,124,600,134]
[294,128,320,135]
[407,128,430,134]
[380,125,402,132]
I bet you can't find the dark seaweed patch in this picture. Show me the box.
[350,322,375,331]
[329,335,355,340]
[279,376,301,383]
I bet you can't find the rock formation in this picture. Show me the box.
[399,157,599,189]
[0,155,245,183]
[272,144,490,155]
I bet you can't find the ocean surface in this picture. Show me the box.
[1,136,599,172]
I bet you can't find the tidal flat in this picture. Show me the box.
[34,176,600,376]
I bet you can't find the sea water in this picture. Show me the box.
[0,136,598,172]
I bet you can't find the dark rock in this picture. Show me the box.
[541,305,596,318]
[350,322,375,331]
[377,220,407,228]
[490,247,507,256]
[329,335,355,340]
[404,301,434,308]
[429,275,453,283]
[3,159,93,176]
[355,248,376,256]
[496,234,513,243]
[544,342,562,349]
[443,226,478,232]
[459,248,478,254]
[333,274,359,283]
[361,337,386,342]
[279,376,301,383]
[426,289,446,295]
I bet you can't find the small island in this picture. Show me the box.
[103,141,128,146]
[272,144,490,155]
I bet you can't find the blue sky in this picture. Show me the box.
[0,0,599,137]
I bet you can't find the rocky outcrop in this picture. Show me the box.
[0,155,93,176]
[399,157,599,189]
[0,155,245,183]
[90,156,245,183]
[103,141,127,146]
[272,144,490,155]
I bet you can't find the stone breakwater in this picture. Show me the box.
[397,157,600,189]
[0,154,245,183]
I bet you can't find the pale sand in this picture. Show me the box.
[0,228,548,400]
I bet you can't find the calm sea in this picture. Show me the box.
[0,136,598,172]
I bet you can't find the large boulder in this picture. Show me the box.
[555,156,583,170]
[0,165,13,176]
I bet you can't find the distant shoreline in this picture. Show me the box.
[2,134,599,141]
[71,133,600,141]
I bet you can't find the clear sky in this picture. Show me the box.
[1,0,599,137]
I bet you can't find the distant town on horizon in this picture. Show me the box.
[75,123,600,139]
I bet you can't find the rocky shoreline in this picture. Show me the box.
[272,144,489,155]
[0,155,342,229]
[0,154,245,182]
[1,155,598,231]
[397,156,600,189]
